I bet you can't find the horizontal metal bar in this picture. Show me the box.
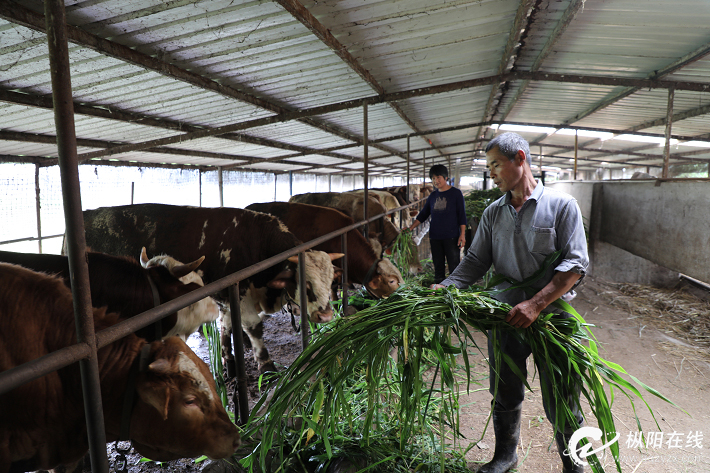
[2,199,425,397]
[0,234,63,246]
[0,342,91,395]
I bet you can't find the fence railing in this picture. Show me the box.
[0,197,425,466]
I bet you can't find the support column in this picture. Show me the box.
[219,167,224,207]
[34,164,42,253]
[44,1,108,472]
[228,283,249,425]
[363,103,369,237]
[298,252,310,349]
[573,130,578,180]
[662,86,675,179]
[406,135,410,204]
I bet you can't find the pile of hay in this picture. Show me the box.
[603,282,710,359]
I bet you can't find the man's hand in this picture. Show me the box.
[506,299,541,329]
[506,271,582,329]
[430,284,446,290]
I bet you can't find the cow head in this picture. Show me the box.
[366,258,403,299]
[140,249,220,339]
[131,337,240,460]
[286,251,344,323]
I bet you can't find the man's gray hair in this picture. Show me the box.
[485,132,531,167]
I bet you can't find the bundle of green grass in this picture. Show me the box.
[239,284,678,473]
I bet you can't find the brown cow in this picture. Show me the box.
[246,202,403,298]
[288,191,399,251]
[81,204,342,373]
[289,192,422,275]
[0,250,215,341]
[0,263,240,472]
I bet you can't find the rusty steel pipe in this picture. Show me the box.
[298,252,310,349]
[341,234,348,317]
[0,342,91,396]
[44,0,109,471]
[228,283,250,425]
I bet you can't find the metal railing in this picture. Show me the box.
[0,197,424,467]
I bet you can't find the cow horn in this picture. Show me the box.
[171,256,205,279]
[286,255,299,264]
[148,358,171,374]
[140,247,150,266]
[328,253,345,261]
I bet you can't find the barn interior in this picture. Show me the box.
[1,1,710,472]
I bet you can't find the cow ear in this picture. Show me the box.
[140,247,150,267]
[138,384,171,421]
[328,253,345,261]
[171,256,205,279]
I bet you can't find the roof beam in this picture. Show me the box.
[561,39,710,127]
[273,0,446,159]
[474,0,536,154]
[498,0,586,121]
[0,1,407,164]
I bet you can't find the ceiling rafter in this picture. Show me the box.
[0,1,410,165]
[273,0,446,159]
[473,0,537,161]
[498,0,586,122]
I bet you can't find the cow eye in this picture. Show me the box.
[184,396,198,406]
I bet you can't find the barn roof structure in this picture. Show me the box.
[1,0,710,179]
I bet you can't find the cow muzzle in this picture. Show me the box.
[309,307,334,323]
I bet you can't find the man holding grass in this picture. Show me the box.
[432,132,589,473]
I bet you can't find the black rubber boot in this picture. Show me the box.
[477,407,522,473]
[556,431,585,473]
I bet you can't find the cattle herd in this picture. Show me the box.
[0,185,431,472]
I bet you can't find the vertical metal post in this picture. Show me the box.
[218,167,224,207]
[328,174,332,192]
[423,151,426,183]
[198,170,202,207]
[340,234,348,317]
[131,181,135,205]
[274,172,278,201]
[483,171,488,190]
[297,252,310,349]
[406,135,411,204]
[34,164,42,253]
[574,130,578,180]
[289,170,293,197]
[44,2,108,472]
[363,103,369,239]
[228,283,250,425]
[539,145,543,175]
[662,86,675,179]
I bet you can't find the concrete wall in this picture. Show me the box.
[548,179,710,286]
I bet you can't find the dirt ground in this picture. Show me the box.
[109,275,710,473]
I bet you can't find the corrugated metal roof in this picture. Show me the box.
[1,0,710,179]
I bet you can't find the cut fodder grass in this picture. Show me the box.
[240,284,681,473]
[389,229,418,275]
[601,281,710,358]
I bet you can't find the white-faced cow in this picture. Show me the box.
[137,249,219,340]
[0,249,214,341]
[81,204,342,373]
[0,263,240,472]
[245,201,403,298]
